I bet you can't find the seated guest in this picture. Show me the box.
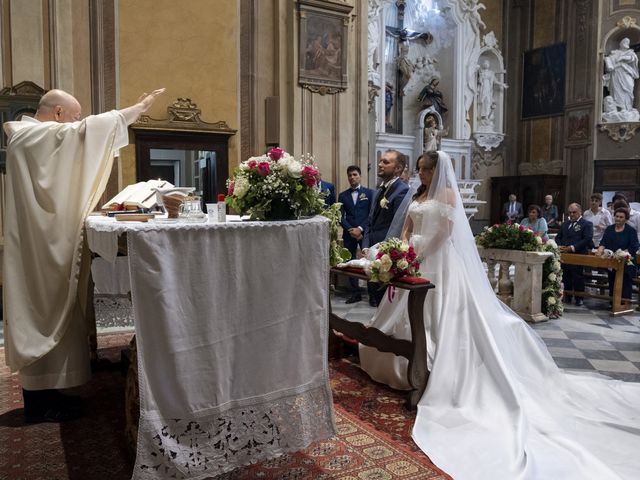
[556,203,593,306]
[583,193,612,247]
[502,193,523,222]
[596,207,639,301]
[541,194,559,228]
[612,198,640,242]
[520,204,548,241]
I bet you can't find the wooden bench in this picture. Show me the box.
[560,253,633,315]
[330,266,435,409]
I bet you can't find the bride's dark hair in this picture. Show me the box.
[412,151,439,200]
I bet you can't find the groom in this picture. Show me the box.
[363,150,410,307]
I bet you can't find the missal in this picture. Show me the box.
[101,179,173,211]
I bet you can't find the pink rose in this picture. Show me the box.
[268,147,284,160]
[247,159,257,169]
[227,181,235,196]
[258,161,271,176]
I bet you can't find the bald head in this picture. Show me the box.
[35,89,82,123]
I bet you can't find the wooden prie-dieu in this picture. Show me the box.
[330,267,435,409]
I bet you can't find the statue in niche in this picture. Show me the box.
[461,0,487,120]
[367,0,384,84]
[603,37,639,120]
[476,60,507,129]
[602,95,639,123]
[397,40,415,96]
[423,114,447,152]
[385,82,394,129]
[418,78,448,115]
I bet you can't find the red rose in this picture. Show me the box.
[227,181,235,196]
[268,147,284,160]
[258,161,271,176]
[247,159,257,169]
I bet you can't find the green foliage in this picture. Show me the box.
[321,203,352,267]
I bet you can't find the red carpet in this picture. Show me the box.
[0,334,450,479]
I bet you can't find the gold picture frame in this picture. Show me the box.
[298,0,352,95]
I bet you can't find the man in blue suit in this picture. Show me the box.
[556,202,594,306]
[363,150,410,306]
[319,178,336,207]
[339,165,374,303]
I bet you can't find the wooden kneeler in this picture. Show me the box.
[330,266,435,409]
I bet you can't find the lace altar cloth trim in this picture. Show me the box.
[133,383,335,479]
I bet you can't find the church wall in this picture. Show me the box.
[0,0,92,109]
[117,0,240,186]
[245,0,368,193]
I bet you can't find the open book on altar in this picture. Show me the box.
[101,179,174,210]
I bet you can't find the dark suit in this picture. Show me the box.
[339,185,374,293]
[503,201,524,222]
[556,217,594,297]
[320,180,336,207]
[363,178,410,304]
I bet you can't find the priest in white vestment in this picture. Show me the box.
[3,88,164,422]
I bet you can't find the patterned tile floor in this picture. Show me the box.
[331,289,640,383]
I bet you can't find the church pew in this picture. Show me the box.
[560,253,633,315]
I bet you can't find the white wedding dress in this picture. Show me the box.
[359,152,640,479]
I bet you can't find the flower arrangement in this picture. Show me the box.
[225,147,325,220]
[321,203,353,267]
[602,248,634,266]
[475,222,541,251]
[540,239,563,318]
[369,237,421,284]
[476,222,563,318]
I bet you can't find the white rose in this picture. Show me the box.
[535,236,543,244]
[548,273,556,282]
[546,239,558,249]
[552,261,561,272]
[547,296,557,305]
[286,159,303,178]
[400,243,409,253]
[397,258,409,270]
[379,254,392,272]
[379,271,393,283]
[234,176,250,198]
[372,259,382,270]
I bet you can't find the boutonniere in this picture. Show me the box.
[359,192,368,201]
[574,223,581,231]
[380,196,389,209]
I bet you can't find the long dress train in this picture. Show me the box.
[359,154,640,479]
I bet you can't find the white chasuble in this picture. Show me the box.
[3,112,128,388]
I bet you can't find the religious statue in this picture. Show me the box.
[602,94,639,123]
[461,0,487,123]
[423,114,447,152]
[476,60,507,129]
[418,78,448,115]
[385,82,394,129]
[603,37,639,118]
[367,0,384,85]
[397,40,415,96]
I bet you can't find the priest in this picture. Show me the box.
[3,87,165,422]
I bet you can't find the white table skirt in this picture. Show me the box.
[85,216,336,479]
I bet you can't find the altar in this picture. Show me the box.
[85,215,336,479]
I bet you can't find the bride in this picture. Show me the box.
[359,151,640,479]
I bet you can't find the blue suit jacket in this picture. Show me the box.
[320,180,336,207]
[363,179,410,248]
[338,185,374,251]
[555,217,594,253]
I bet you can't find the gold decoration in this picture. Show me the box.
[599,122,640,142]
[617,16,637,29]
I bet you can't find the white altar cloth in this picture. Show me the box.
[85,216,336,479]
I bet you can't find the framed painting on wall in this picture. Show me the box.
[298,0,352,95]
[522,43,566,119]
